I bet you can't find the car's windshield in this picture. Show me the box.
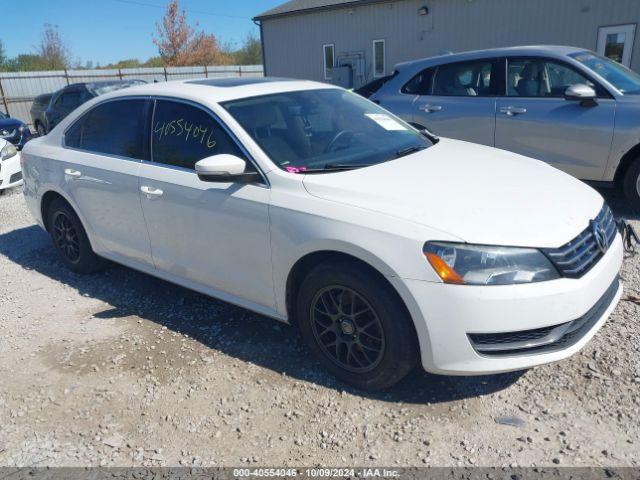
[569,51,640,95]
[221,88,432,172]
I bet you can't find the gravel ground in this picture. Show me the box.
[0,185,638,468]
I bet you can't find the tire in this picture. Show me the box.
[296,260,418,391]
[622,158,640,211]
[36,123,46,137]
[47,198,105,274]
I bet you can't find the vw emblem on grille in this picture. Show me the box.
[590,219,609,254]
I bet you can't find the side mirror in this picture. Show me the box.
[195,154,257,182]
[564,84,597,106]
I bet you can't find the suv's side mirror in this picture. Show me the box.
[195,154,258,183]
[564,84,597,106]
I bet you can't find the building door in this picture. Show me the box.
[597,24,636,67]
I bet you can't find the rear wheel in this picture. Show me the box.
[36,123,46,137]
[296,261,418,391]
[47,198,105,273]
[623,157,640,211]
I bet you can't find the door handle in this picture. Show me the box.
[64,168,81,178]
[418,104,443,113]
[500,106,527,116]
[140,186,163,198]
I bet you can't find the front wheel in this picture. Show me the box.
[296,261,418,391]
[623,158,640,211]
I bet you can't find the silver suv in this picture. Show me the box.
[364,46,640,209]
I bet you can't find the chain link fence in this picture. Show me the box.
[0,64,264,127]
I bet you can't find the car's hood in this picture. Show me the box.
[0,118,22,131]
[302,138,604,248]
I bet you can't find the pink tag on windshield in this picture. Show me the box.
[285,166,308,173]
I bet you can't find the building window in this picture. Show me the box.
[323,44,335,80]
[597,24,636,67]
[373,39,386,77]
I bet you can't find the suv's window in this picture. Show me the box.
[57,91,82,109]
[402,67,435,95]
[64,99,149,160]
[355,71,398,98]
[507,58,601,97]
[151,100,245,170]
[432,60,499,97]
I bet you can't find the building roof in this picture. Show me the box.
[254,0,399,20]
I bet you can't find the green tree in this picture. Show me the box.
[0,39,6,69]
[37,24,71,69]
[3,54,50,71]
[234,33,262,65]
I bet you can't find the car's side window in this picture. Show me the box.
[432,59,499,97]
[507,58,603,97]
[151,100,247,170]
[401,67,435,95]
[64,99,149,160]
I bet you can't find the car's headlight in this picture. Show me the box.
[0,143,17,160]
[18,124,29,133]
[424,241,560,285]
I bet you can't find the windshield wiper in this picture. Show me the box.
[395,145,427,158]
[302,163,374,174]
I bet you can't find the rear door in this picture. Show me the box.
[62,98,153,266]
[410,58,501,146]
[495,57,616,180]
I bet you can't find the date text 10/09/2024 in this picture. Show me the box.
[233,468,401,478]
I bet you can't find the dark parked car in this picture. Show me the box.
[30,93,53,137]
[0,110,33,150]
[37,80,145,134]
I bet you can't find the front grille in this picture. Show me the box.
[542,204,616,278]
[9,171,22,184]
[468,277,620,357]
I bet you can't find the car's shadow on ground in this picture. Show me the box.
[0,224,526,404]
[598,186,640,221]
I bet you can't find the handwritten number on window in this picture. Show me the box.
[153,118,217,149]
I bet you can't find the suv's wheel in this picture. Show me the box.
[36,123,46,137]
[623,158,640,211]
[296,261,418,391]
[47,198,105,273]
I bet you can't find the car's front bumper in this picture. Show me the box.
[392,233,623,375]
[0,151,23,190]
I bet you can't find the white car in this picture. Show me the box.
[21,78,623,390]
[0,138,23,193]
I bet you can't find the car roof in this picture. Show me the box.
[394,45,589,70]
[96,77,338,103]
[63,80,143,90]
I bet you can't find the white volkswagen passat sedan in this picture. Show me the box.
[21,78,623,390]
[0,138,23,193]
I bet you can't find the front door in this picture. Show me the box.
[411,58,500,146]
[62,98,153,266]
[137,99,274,310]
[495,57,616,180]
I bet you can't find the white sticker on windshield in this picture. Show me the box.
[365,113,407,131]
